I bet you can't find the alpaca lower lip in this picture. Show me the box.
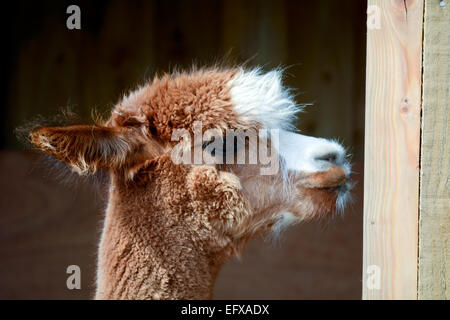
[320,179,351,193]
[297,178,348,191]
[336,181,352,194]
[296,166,348,189]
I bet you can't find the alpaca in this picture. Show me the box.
[29,66,351,300]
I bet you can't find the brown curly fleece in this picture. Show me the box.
[29,66,347,299]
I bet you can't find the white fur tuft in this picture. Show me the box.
[228,67,301,131]
[270,212,298,241]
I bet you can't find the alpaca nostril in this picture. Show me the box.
[315,152,338,164]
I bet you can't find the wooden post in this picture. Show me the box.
[363,0,423,299]
[418,0,449,300]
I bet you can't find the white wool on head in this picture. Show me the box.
[228,67,302,131]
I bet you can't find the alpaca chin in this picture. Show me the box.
[335,181,354,215]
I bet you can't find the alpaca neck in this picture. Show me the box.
[95,201,226,300]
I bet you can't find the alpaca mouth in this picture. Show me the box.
[297,165,349,190]
[334,180,352,193]
[294,177,352,219]
[319,176,347,190]
[313,175,353,214]
[334,180,353,213]
[320,177,351,192]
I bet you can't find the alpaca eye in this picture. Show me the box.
[222,137,239,154]
[201,140,213,150]
[201,135,241,159]
[202,137,225,156]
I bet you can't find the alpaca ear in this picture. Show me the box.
[30,125,136,174]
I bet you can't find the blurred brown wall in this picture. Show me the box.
[3,0,366,158]
[1,0,366,299]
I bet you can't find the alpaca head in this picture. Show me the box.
[29,66,351,257]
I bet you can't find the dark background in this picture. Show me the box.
[1,0,366,299]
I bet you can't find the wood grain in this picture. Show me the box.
[363,0,423,299]
[418,0,449,300]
